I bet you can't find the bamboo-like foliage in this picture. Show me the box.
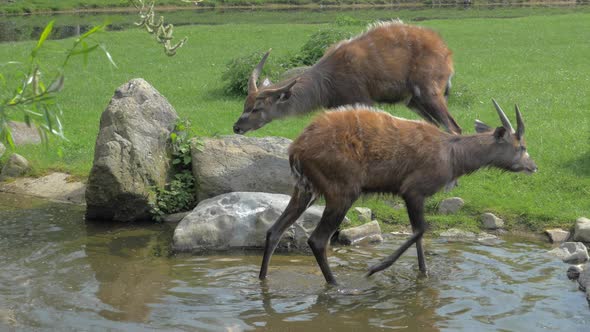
[131,0,192,56]
[0,21,113,148]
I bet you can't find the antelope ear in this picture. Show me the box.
[493,127,510,142]
[278,90,292,102]
[475,120,491,133]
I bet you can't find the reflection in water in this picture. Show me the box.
[84,221,174,323]
[0,192,589,331]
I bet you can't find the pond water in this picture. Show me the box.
[0,192,588,331]
[1,3,587,42]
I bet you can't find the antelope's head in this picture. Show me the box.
[233,50,297,134]
[475,99,538,174]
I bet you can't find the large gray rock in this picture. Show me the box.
[481,213,504,230]
[548,242,589,264]
[192,135,293,201]
[173,192,338,252]
[573,217,590,243]
[0,153,30,179]
[337,220,383,245]
[438,197,464,214]
[85,78,178,222]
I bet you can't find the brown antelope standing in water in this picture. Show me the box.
[233,20,462,135]
[259,100,537,285]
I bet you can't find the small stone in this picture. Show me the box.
[353,207,373,223]
[1,153,30,179]
[567,265,583,280]
[338,220,382,245]
[548,242,589,264]
[545,228,570,243]
[390,230,412,237]
[438,197,464,214]
[481,213,504,230]
[384,199,405,210]
[477,232,499,241]
[573,217,590,243]
[439,228,476,239]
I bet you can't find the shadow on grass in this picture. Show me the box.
[563,150,590,177]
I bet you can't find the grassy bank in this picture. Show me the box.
[0,9,589,231]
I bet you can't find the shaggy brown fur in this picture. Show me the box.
[234,21,460,135]
[260,103,537,285]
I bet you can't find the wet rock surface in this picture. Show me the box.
[173,192,347,252]
[337,220,383,245]
[548,242,589,264]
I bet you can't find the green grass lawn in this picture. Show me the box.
[1,8,589,232]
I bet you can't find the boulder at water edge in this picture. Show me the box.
[337,220,383,245]
[173,192,345,252]
[85,78,178,222]
[574,217,590,243]
[0,153,30,179]
[191,135,293,201]
[548,242,589,264]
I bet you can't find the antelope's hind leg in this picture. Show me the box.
[259,187,314,280]
[307,196,355,285]
[367,195,427,276]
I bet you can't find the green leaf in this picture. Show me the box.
[46,74,65,93]
[99,44,118,68]
[70,44,99,57]
[35,20,55,51]
[80,24,105,40]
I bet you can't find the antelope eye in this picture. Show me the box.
[251,108,260,113]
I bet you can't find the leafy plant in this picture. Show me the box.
[169,119,194,167]
[221,50,276,96]
[0,20,113,148]
[149,119,198,222]
[285,28,353,67]
[222,28,351,96]
[334,15,366,27]
[149,170,196,221]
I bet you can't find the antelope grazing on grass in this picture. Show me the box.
[233,20,461,135]
[259,100,537,285]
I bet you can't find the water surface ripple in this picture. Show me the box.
[0,193,588,331]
